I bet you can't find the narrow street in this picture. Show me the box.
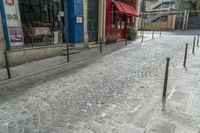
[0,34,198,132]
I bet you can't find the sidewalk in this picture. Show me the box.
[146,48,200,133]
[0,33,156,82]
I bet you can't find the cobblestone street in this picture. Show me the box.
[0,34,199,133]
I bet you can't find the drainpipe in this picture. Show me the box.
[0,0,11,50]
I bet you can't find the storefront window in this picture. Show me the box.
[112,5,116,28]
[4,0,64,49]
[121,16,125,29]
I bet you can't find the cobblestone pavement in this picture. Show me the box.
[0,34,196,132]
[0,32,155,81]
[146,48,200,133]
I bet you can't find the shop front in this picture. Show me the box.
[2,0,64,49]
[0,0,83,49]
[0,0,84,66]
[106,0,138,43]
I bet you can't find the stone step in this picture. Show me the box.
[61,49,81,55]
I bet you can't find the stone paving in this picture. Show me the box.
[146,48,200,133]
[0,34,198,132]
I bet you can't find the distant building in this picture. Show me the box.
[141,0,176,30]
[175,0,200,30]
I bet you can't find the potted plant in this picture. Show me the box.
[127,28,132,40]
[127,28,138,40]
[132,28,138,40]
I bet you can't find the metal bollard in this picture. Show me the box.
[152,29,154,39]
[125,34,128,46]
[160,29,162,37]
[192,37,196,55]
[67,43,70,62]
[162,58,170,111]
[142,31,144,42]
[183,44,188,70]
[100,37,103,53]
[197,34,199,47]
[4,51,11,79]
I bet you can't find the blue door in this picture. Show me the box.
[87,0,98,42]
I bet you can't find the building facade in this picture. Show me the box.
[0,0,139,66]
[105,0,139,43]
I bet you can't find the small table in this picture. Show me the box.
[31,27,51,37]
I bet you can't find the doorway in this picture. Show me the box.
[87,0,99,42]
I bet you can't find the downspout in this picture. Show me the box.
[0,0,10,50]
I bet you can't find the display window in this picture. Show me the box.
[4,0,64,49]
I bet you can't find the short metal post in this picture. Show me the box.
[197,34,199,47]
[183,44,188,70]
[160,29,162,37]
[4,51,11,79]
[125,34,128,46]
[192,37,196,55]
[67,43,70,62]
[152,29,154,39]
[142,31,144,42]
[162,58,170,111]
[100,38,102,53]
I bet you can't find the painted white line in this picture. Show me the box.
[186,94,194,114]
[167,87,176,99]
[130,104,141,114]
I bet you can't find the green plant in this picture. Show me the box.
[127,28,138,40]
[127,28,132,36]
[132,28,138,36]
[196,0,200,10]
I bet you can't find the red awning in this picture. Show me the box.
[113,1,138,17]
[113,1,124,14]
[129,6,139,17]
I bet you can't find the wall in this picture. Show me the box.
[83,0,88,43]
[143,15,176,30]
[8,45,63,66]
[135,0,140,30]
[98,0,106,43]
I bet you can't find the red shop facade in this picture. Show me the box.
[105,0,138,43]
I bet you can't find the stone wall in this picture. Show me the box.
[143,15,176,30]
[8,45,63,66]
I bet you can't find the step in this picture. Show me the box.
[61,49,81,55]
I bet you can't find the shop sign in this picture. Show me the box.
[76,16,83,24]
